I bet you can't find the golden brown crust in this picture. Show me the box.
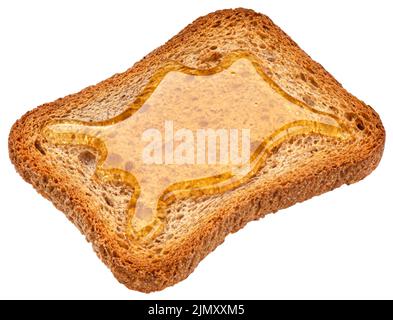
[8,8,385,292]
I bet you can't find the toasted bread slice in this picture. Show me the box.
[8,8,385,292]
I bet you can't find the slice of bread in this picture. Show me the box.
[8,8,385,292]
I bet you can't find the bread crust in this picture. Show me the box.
[8,8,385,292]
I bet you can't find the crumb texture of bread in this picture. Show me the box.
[9,8,385,292]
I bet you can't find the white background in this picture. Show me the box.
[1,0,392,299]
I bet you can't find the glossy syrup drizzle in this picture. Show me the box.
[42,51,349,241]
